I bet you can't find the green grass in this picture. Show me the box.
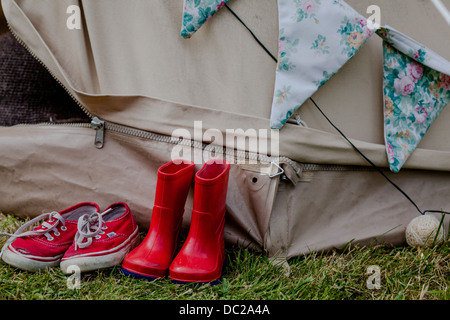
[0,213,448,300]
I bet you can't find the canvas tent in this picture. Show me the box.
[0,0,449,261]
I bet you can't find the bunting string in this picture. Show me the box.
[223,3,450,217]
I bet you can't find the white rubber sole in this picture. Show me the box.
[60,228,140,274]
[2,245,62,272]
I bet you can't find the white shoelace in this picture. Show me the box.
[0,211,66,258]
[74,208,112,251]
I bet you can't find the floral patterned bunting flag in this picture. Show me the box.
[270,0,375,129]
[378,27,450,172]
[181,0,229,39]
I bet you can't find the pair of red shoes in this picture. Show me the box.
[121,159,230,284]
[1,202,139,274]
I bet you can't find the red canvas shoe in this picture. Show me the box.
[60,202,139,274]
[0,203,100,272]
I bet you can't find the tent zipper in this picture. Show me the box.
[90,117,105,149]
[7,23,302,178]
[8,23,114,150]
[7,23,103,144]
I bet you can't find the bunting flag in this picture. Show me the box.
[378,27,450,172]
[181,0,230,39]
[270,0,375,129]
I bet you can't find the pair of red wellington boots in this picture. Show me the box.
[121,159,230,284]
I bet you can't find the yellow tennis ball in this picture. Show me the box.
[405,214,445,247]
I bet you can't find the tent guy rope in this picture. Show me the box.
[431,0,450,26]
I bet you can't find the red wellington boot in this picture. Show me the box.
[121,160,195,280]
[169,159,230,284]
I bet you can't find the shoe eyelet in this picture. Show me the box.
[54,231,60,236]
[101,226,108,230]
[95,235,101,239]
[61,226,67,231]
[47,236,54,241]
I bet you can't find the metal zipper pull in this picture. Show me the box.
[91,117,105,149]
[269,162,286,179]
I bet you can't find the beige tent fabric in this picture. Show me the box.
[267,168,450,258]
[3,0,450,170]
[0,125,448,257]
[1,0,450,257]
